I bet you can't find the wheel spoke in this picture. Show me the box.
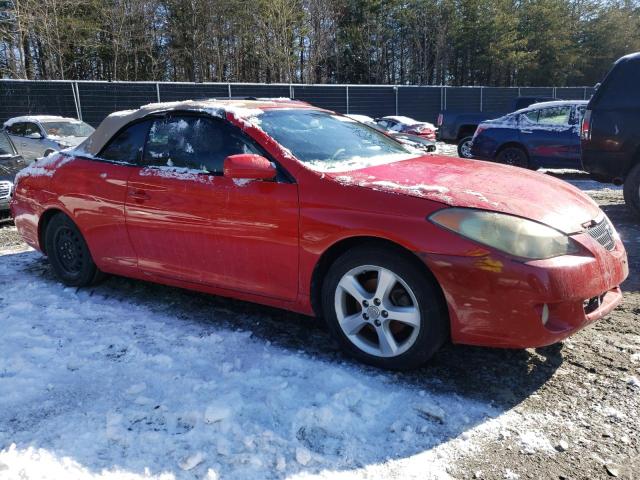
[377,324,398,356]
[374,268,396,301]
[385,305,420,328]
[340,313,367,335]
[338,274,370,304]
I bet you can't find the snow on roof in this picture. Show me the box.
[346,114,375,123]
[379,115,419,124]
[514,100,588,114]
[76,98,311,157]
[3,115,81,127]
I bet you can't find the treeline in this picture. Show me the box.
[0,0,639,86]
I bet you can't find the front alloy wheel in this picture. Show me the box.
[335,265,420,357]
[322,245,449,370]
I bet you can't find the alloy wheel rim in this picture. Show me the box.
[503,150,523,166]
[334,265,421,358]
[460,140,472,158]
[55,227,84,275]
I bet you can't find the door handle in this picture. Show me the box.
[21,143,27,146]
[129,189,150,201]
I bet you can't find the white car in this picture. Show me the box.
[4,115,94,163]
[375,115,437,140]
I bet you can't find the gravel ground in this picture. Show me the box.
[0,166,638,479]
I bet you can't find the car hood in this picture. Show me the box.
[326,155,600,234]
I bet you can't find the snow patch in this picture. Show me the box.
[0,249,531,480]
[14,154,74,183]
[518,431,555,455]
[138,166,213,183]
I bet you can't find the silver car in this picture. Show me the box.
[4,115,94,163]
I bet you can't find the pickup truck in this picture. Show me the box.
[436,96,555,143]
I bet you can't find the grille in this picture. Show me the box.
[0,181,11,199]
[587,217,616,251]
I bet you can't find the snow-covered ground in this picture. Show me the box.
[0,247,534,480]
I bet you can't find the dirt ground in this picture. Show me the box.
[0,170,638,479]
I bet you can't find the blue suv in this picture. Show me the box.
[470,100,587,170]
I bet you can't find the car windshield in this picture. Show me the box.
[41,121,94,138]
[257,110,419,171]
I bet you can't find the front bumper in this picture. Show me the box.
[423,233,629,348]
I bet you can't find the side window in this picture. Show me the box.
[537,106,571,126]
[598,61,640,109]
[143,115,260,174]
[23,122,42,138]
[6,122,26,136]
[572,105,586,125]
[99,120,151,163]
[521,110,539,124]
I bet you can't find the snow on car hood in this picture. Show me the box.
[328,155,601,234]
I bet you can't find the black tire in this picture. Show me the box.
[44,149,56,157]
[45,213,103,287]
[623,163,640,218]
[321,244,449,370]
[457,136,474,158]
[496,146,530,169]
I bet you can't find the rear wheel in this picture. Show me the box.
[496,146,530,169]
[457,136,474,158]
[321,245,449,370]
[623,163,640,218]
[45,213,103,286]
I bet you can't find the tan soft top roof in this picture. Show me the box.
[75,98,308,157]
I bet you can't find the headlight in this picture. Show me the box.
[429,208,579,259]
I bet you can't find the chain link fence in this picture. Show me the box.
[0,80,596,127]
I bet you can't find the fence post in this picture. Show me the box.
[228,83,232,98]
[394,86,398,115]
[289,84,294,99]
[480,86,483,112]
[346,86,349,114]
[584,87,587,100]
[74,82,83,121]
[156,83,161,102]
[71,82,80,120]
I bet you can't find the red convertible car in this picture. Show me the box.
[11,99,629,370]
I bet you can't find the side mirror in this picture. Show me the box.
[26,132,42,139]
[223,154,276,181]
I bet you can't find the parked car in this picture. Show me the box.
[437,96,557,150]
[581,52,640,217]
[346,114,436,152]
[469,100,587,169]
[11,99,628,370]
[4,115,95,163]
[375,115,437,141]
[0,130,26,219]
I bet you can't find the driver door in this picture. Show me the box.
[125,114,300,301]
